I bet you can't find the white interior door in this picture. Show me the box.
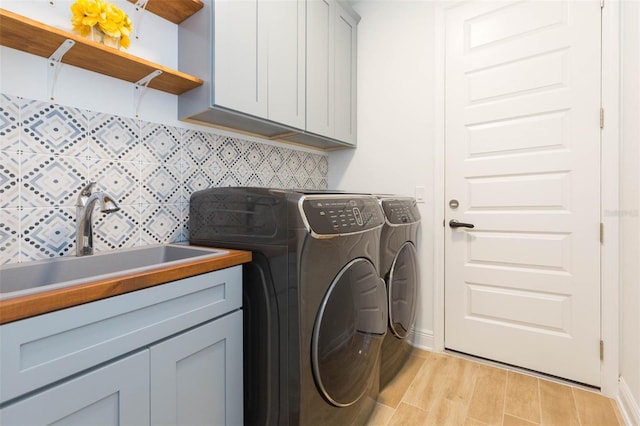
[444,0,602,386]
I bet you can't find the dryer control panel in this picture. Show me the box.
[380,198,421,225]
[301,196,384,236]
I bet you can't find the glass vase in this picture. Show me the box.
[89,26,121,50]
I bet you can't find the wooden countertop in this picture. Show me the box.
[0,248,251,325]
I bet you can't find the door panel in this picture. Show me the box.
[266,0,306,128]
[0,351,149,425]
[214,0,267,117]
[467,111,568,158]
[444,0,601,386]
[307,0,334,137]
[334,6,357,144]
[150,311,243,426]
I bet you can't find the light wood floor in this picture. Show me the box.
[367,350,624,426]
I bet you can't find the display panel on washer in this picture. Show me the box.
[302,197,384,236]
[381,199,420,225]
[312,258,387,407]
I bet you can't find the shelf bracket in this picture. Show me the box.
[47,39,75,101]
[133,0,150,40]
[134,70,162,117]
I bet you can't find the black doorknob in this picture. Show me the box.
[449,219,474,229]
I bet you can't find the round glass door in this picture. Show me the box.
[312,258,388,407]
[388,242,419,338]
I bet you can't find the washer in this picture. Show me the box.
[189,187,388,425]
[377,196,421,389]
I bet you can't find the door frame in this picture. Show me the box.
[432,0,621,397]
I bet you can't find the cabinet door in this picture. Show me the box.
[0,351,149,426]
[306,0,358,145]
[306,0,335,138]
[333,2,357,145]
[150,310,243,426]
[214,0,268,118]
[266,0,306,129]
[0,266,241,404]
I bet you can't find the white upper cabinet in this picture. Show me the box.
[213,0,305,129]
[266,0,306,129]
[306,0,334,138]
[333,4,358,145]
[305,0,357,146]
[179,0,358,149]
[213,0,268,119]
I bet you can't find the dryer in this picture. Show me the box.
[189,187,388,425]
[377,196,421,389]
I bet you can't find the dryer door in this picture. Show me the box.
[312,258,388,407]
[388,242,419,338]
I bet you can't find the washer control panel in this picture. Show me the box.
[301,196,384,235]
[380,198,421,225]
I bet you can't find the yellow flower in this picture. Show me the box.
[120,32,131,49]
[70,0,133,49]
[71,0,104,37]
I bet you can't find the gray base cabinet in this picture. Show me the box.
[0,267,243,426]
[0,351,150,426]
[151,310,242,426]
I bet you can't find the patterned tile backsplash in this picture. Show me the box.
[0,93,328,264]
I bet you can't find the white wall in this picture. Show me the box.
[328,1,437,347]
[619,0,640,422]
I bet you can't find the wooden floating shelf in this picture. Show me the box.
[0,8,203,95]
[126,0,204,24]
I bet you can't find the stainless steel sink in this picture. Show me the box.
[0,244,228,300]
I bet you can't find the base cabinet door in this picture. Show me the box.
[0,351,150,426]
[150,310,243,426]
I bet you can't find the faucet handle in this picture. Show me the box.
[77,182,97,207]
[80,182,97,196]
[101,194,121,214]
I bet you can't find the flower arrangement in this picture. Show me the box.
[71,0,133,49]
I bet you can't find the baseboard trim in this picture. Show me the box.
[618,377,640,426]
[409,328,434,352]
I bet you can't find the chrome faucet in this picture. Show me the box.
[76,182,120,256]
